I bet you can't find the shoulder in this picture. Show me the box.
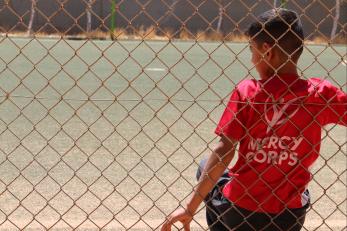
[308,78,333,88]
[234,78,260,99]
[307,77,346,102]
[307,77,342,90]
[308,78,343,94]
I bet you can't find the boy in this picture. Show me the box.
[161,8,347,231]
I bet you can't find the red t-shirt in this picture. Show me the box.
[215,74,347,213]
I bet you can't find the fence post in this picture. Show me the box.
[27,0,36,36]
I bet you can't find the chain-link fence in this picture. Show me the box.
[0,0,346,230]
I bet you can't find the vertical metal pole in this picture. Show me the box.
[86,0,93,33]
[331,0,340,40]
[216,0,223,33]
[27,0,36,36]
[110,0,116,40]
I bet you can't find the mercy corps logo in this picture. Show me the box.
[246,136,303,166]
[246,96,305,166]
[265,96,305,134]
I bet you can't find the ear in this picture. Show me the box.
[262,42,273,60]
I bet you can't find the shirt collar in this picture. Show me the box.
[261,73,300,85]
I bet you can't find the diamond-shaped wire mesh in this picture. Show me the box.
[0,0,346,230]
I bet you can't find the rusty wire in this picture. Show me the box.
[0,0,346,230]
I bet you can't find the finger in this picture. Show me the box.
[161,223,169,231]
[184,223,190,231]
[161,219,172,231]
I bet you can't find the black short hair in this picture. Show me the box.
[246,8,304,59]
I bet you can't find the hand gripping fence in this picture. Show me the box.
[0,0,346,230]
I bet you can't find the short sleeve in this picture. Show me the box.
[316,81,347,126]
[215,89,246,141]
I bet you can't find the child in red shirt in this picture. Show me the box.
[161,8,346,231]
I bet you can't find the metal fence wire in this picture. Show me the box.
[0,0,346,230]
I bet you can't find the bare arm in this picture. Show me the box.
[161,135,236,231]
